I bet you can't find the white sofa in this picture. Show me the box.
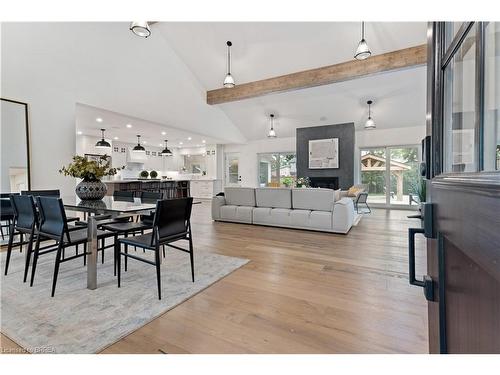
[212,187,355,234]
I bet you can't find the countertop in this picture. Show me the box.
[103,178,217,184]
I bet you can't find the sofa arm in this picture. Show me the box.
[339,191,349,198]
[332,197,355,233]
[211,196,226,220]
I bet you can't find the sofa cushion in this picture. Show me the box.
[255,188,291,209]
[224,187,256,207]
[292,188,335,212]
[253,207,292,226]
[220,205,253,223]
[290,210,332,230]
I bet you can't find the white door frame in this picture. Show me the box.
[224,152,241,187]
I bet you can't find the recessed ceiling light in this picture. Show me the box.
[202,140,206,143]
[179,142,183,145]
[188,137,192,141]
[96,118,103,123]
[114,136,119,140]
[161,131,166,135]
[143,141,147,144]
[126,124,132,128]
[77,131,82,135]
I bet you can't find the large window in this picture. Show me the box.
[258,153,296,187]
[360,146,420,207]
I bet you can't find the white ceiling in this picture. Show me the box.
[2,22,428,144]
[76,103,223,148]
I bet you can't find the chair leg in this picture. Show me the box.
[19,233,23,253]
[30,235,42,287]
[188,235,194,282]
[141,230,145,253]
[155,246,161,300]
[124,244,128,271]
[117,243,121,288]
[51,242,64,297]
[0,223,4,240]
[113,235,118,277]
[76,244,79,256]
[83,243,87,266]
[162,245,166,258]
[23,231,35,283]
[4,226,16,275]
[101,238,105,264]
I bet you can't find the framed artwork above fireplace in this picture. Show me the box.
[308,138,339,169]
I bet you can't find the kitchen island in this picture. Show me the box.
[104,179,190,199]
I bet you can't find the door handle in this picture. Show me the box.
[408,227,434,301]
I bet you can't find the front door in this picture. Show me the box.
[423,22,500,353]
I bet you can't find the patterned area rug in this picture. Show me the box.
[0,245,248,353]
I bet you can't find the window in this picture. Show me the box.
[146,151,150,156]
[152,151,156,156]
[113,146,119,152]
[121,148,126,153]
[257,152,296,187]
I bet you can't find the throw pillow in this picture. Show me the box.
[347,186,360,197]
[334,189,341,202]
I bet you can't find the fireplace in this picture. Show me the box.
[309,177,339,190]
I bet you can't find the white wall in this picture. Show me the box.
[223,126,426,187]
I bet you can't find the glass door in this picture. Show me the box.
[360,146,420,208]
[224,153,240,187]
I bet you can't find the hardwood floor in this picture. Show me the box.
[1,202,428,354]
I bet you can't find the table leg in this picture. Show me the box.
[87,214,98,289]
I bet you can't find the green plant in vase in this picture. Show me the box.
[150,170,158,179]
[139,170,149,179]
[296,177,311,188]
[59,154,121,200]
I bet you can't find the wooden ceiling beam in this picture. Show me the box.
[206,44,427,105]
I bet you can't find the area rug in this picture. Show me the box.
[0,246,249,353]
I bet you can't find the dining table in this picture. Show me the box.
[62,196,157,290]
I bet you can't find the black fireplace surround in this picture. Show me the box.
[309,177,339,190]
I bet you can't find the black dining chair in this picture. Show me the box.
[31,196,114,297]
[116,197,194,300]
[355,192,371,213]
[21,189,80,223]
[0,194,17,240]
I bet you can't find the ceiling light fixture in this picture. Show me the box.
[96,117,103,123]
[130,21,151,38]
[267,114,277,138]
[354,22,371,60]
[133,135,146,153]
[77,131,83,135]
[202,140,206,143]
[161,131,166,135]
[161,140,173,156]
[188,137,192,141]
[114,136,119,140]
[126,124,132,128]
[95,128,111,149]
[223,41,235,88]
[365,100,376,129]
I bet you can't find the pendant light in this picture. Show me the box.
[133,135,146,153]
[130,21,151,38]
[161,139,173,156]
[223,41,235,88]
[354,22,371,60]
[95,128,111,149]
[267,114,277,138]
[365,100,376,129]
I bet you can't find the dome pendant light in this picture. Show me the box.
[365,100,376,129]
[133,135,146,153]
[161,139,173,156]
[130,21,151,38]
[95,128,111,149]
[223,41,235,88]
[267,114,277,138]
[354,22,371,60]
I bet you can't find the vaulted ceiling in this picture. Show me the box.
[2,22,428,143]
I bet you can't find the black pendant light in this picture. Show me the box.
[223,41,235,88]
[354,22,371,60]
[161,139,173,156]
[267,114,277,138]
[95,128,111,149]
[365,100,376,129]
[133,135,146,153]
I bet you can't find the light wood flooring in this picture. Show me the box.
[1,202,428,354]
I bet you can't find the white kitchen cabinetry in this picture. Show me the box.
[190,180,217,199]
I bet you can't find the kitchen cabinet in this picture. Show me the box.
[190,180,218,199]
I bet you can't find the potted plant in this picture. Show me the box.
[296,177,311,188]
[281,175,295,188]
[150,170,158,179]
[139,170,149,179]
[59,155,120,200]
